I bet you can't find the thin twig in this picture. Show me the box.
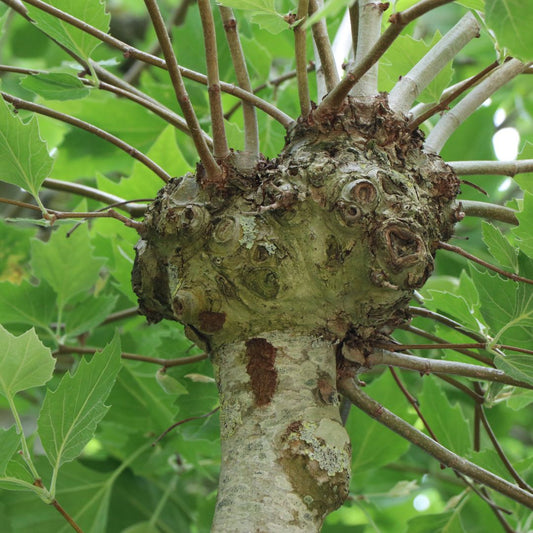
[438,241,533,284]
[399,324,494,366]
[123,0,194,84]
[449,159,533,177]
[456,200,518,225]
[152,406,219,445]
[43,179,148,217]
[338,378,533,509]
[219,6,259,158]
[382,342,533,357]
[424,59,526,154]
[1,92,171,183]
[409,60,499,129]
[479,487,516,533]
[144,0,221,179]
[308,0,339,92]
[0,197,41,212]
[56,344,208,368]
[364,349,533,389]
[389,12,480,114]
[198,0,229,160]
[50,499,84,533]
[45,208,143,231]
[315,0,455,119]
[294,0,311,116]
[436,374,484,402]
[102,307,140,324]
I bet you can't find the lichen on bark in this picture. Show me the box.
[132,96,460,531]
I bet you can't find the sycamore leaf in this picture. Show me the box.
[26,0,110,62]
[486,0,533,61]
[494,354,533,385]
[513,192,533,258]
[217,0,287,33]
[0,427,21,476]
[20,73,90,101]
[38,333,121,469]
[482,221,518,272]
[0,325,55,397]
[406,511,464,533]
[31,225,107,307]
[0,96,53,201]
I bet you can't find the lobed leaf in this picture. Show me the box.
[482,221,518,272]
[38,333,121,469]
[20,73,90,101]
[0,427,21,476]
[0,325,55,397]
[0,96,53,202]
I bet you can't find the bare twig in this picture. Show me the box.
[389,12,480,114]
[294,0,311,116]
[152,406,219,445]
[338,378,533,509]
[102,307,140,325]
[198,0,229,160]
[456,200,518,225]
[219,6,259,158]
[1,92,172,183]
[308,0,339,93]
[409,60,499,129]
[45,208,143,231]
[438,241,533,284]
[424,59,526,154]
[144,0,221,179]
[450,159,533,177]
[315,0,455,119]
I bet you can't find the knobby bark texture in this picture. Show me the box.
[132,97,460,531]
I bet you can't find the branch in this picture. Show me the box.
[144,0,221,179]
[338,378,533,509]
[450,159,533,177]
[315,0,455,119]
[409,60,499,129]
[294,0,311,116]
[424,58,526,154]
[45,208,143,231]
[198,0,229,160]
[42,179,148,217]
[102,307,140,324]
[350,0,386,99]
[308,0,339,93]
[123,0,194,84]
[438,241,533,284]
[219,6,259,158]
[56,344,208,369]
[456,200,518,225]
[360,349,533,389]
[1,92,172,183]
[389,12,480,114]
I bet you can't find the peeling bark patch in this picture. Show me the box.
[245,338,278,406]
[198,311,226,333]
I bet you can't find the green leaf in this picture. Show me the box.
[426,290,481,332]
[0,427,21,476]
[20,73,90,101]
[407,511,465,533]
[482,221,518,272]
[38,333,121,469]
[26,0,110,61]
[31,225,107,307]
[418,378,471,456]
[217,0,287,33]
[121,522,159,533]
[456,0,484,8]
[155,368,189,396]
[513,192,533,258]
[0,96,53,202]
[64,294,117,337]
[0,325,55,397]
[0,280,56,333]
[486,0,533,62]
[494,353,533,385]
[346,372,416,473]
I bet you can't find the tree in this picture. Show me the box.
[0,0,533,530]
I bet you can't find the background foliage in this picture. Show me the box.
[0,0,533,531]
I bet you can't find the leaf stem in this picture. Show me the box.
[315,0,455,119]
[338,377,533,509]
[198,0,229,160]
[144,0,221,179]
[438,241,533,284]
[0,92,172,183]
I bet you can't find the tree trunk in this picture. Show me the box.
[211,332,350,532]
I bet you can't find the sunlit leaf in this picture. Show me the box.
[0,325,55,397]
[482,221,518,272]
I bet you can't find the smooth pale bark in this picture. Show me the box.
[211,332,351,532]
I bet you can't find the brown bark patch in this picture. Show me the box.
[198,311,226,333]
[246,338,278,406]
